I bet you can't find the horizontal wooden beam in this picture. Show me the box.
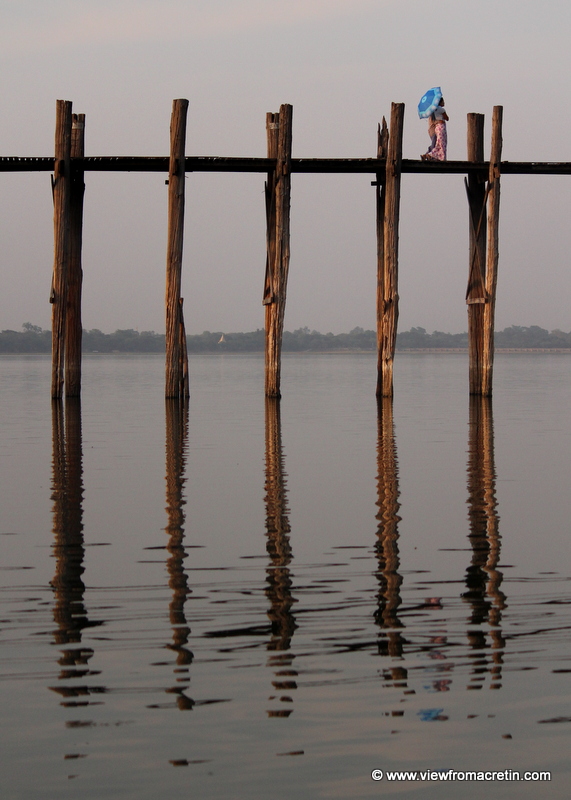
[3,155,571,175]
[0,157,55,171]
[403,160,571,176]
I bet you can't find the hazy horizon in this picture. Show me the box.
[5,320,571,337]
[2,1,571,336]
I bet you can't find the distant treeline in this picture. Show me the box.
[1,323,571,354]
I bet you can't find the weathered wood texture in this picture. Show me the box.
[263,113,279,307]
[179,297,190,398]
[378,103,404,398]
[65,113,85,397]
[264,104,293,398]
[466,113,487,394]
[51,100,73,399]
[375,118,389,396]
[165,99,190,399]
[482,107,503,396]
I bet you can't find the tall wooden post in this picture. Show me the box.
[482,107,503,396]
[375,118,389,396]
[165,99,190,399]
[179,297,190,399]
[264,104,293,398]
[65,113,85,397]
[51,100,73,399]
[378,103,404,398]
[466,113,487,394]
[263,113,279,307]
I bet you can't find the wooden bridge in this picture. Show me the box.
[2,99,569,400]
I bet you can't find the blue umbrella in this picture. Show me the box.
[418,87,442,119]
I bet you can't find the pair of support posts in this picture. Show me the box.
[466,108,503,396]
[51,98,190,400]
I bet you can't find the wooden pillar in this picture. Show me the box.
[65,113,85,397]
[375,118,389,396]
[179,297,190,398]
[466,113,487,395]
[378,103,404,398]
[482,107,503,396]
[165,99,190,399]
[264,104,293,398]
[51,100,73,399]
[263,113,279,307]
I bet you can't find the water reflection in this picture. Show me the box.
[164,399,194,710]
[264,398,298,718]
[374,398,405,666]
[49,398,103,707]
[374,397,508,701]
[464,396,506,690]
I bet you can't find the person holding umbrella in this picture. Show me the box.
[418,87,449,161]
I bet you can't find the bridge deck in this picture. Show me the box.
[1,155,571,175]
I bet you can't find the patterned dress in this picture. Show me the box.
[425,105,447,161]
[426,121,447,161]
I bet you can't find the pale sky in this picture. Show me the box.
[1,0,571,335]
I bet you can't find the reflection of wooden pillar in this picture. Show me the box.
[264,398,297,718]
[49,398,100,707]
[264,105,293,399]
[264,399,291,554]
[465,396,505,689]
[374,398,404,659]
[51,100,73,399]
[165,399,194,710]
[65,398,84,553]
[50,399,87,646]
[50,399,106,709]
[378,103,404,398]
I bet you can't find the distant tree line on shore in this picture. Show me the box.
[1,323,571,354]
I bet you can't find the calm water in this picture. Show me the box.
[1,352,571,799]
